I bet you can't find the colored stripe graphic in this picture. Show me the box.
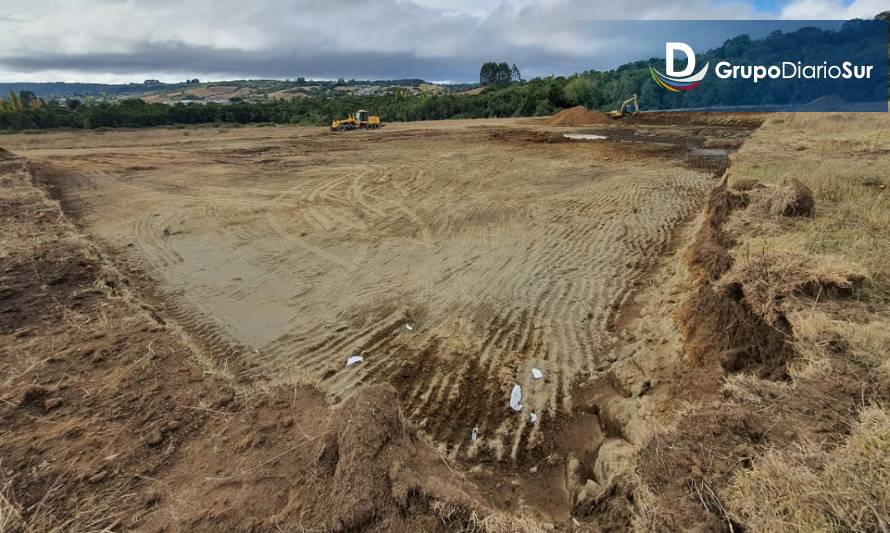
[649,64,708,92]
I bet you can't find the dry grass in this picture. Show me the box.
[788,309,890,384]
[767,178,814,217]
[0,481,23,533]
[0,473,136,533]
[719,252,866,326]
[719,113,890,531]
[479,511,547,533]
[728,113,890,299]
[427,496,547,533]
[728,406,890,533]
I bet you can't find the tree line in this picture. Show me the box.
[0,78,571,131]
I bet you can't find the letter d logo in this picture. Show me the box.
[649,42,709,92]
[666,42,696,77]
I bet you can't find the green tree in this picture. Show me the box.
[495,62,512,85]
[480,62,497,85]
[563,76,601,107]
[480,62,514,86]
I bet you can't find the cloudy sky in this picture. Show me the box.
[0,0,885,83]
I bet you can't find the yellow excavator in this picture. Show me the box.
[609,94,639,118]
[330,109,382,131]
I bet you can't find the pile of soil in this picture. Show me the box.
[546,106,612,126]
[768,178,814,217]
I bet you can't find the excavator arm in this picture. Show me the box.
[609,94,639,118]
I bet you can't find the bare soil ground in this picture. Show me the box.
[6,118,747,466]
[9,112,885,531]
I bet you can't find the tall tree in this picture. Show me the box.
[511,63,522,83]
[480,62,514,86]
[479,62,497,85]
[495,62,512,85]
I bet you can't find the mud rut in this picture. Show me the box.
[29,121,747,474]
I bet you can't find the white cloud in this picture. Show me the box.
[780,0,886,19]
[2,0,857,83]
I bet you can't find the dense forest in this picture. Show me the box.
[0,18,886,131]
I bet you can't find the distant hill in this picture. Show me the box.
[0,78,454,102]
[0,82,168,100]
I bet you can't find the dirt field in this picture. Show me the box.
[11,112,887,531]
[6,118,746,464]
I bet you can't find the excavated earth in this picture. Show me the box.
[0,114,762,530]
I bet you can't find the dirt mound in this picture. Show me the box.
[546,106,612,126]
[146,383,495,532]
[0,147,15,160]
[314,384,482,531]
[769,178,814,217]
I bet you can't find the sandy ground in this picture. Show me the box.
[6,118,745,463]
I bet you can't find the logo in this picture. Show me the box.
[650,42,709,92]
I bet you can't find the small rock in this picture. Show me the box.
[594,439,634,485]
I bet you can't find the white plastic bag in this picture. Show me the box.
[510,384,523,412]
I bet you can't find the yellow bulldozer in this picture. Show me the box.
[609,94,639,119]
[330,109,382,131]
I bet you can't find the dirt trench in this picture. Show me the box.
[490,118,770,528]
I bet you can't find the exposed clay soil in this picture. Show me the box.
[0,114,773,530]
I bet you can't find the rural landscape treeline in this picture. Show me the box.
[0,16,887,131]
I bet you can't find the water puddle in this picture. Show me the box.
[563,133,607,141]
